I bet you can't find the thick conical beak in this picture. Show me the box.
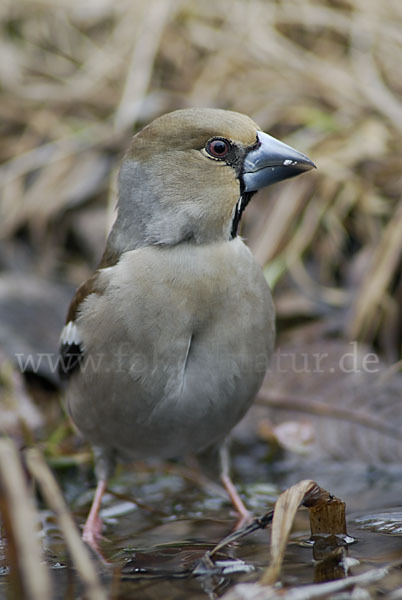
[242,131,316,192]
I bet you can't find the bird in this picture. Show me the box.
[59,108,315,550]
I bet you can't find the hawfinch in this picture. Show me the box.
[59,108,315,549]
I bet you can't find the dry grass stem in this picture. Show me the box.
[0,438,51,600]
[25,447,108,600]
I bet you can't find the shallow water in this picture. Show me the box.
[6,449,401,599]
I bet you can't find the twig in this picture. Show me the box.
[258,391,402,441]
[194,509,274,575]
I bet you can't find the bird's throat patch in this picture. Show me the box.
[230,192,254,238]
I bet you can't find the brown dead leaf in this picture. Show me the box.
[261,480,317,585]
[261,480,347,586]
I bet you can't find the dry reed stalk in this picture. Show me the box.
[0,438,51,600]
[25,448,108,600]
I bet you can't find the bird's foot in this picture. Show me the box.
[83,512,104,547]
[82,479,108,553]
[82,512,114,567]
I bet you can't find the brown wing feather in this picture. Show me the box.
[59,272,103,379]
[65,273,99,324]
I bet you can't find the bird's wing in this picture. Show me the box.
[59,273,101,379]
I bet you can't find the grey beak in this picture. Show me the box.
[242,131,316,192]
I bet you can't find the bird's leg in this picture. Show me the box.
[82,478,107,550]
[82,446,115,551]
[219,443,252,524]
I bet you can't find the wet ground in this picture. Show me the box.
[2,438,402,599]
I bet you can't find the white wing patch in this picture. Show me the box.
[60,321,82,346]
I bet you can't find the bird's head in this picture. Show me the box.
[109,108,315,254]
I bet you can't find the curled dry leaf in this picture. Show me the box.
[261,480,347,586]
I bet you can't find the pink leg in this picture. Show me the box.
[221,472,251,522]
[82,479,107,551]
[219,443,252,524]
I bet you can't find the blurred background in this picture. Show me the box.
[1,1,402,596]
[0,0,401,504]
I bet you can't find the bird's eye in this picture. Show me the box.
[206,138,231,159]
